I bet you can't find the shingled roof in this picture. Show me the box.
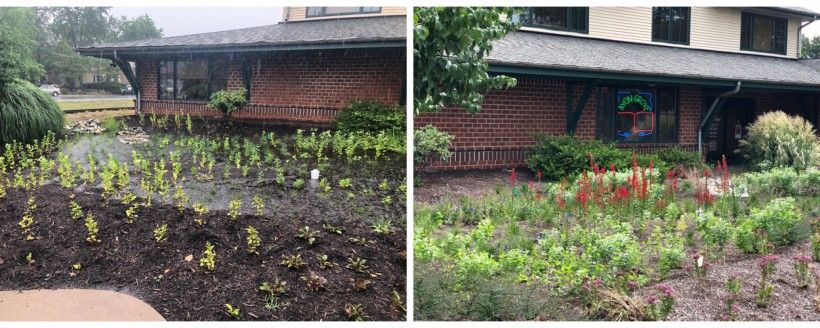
[487,31,820,88]
[77,15,405,56]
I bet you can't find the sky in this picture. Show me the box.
[109,7,283,37]
[802,6,820,38]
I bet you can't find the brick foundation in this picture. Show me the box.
[134,48,404,123]
[416,75,819,170]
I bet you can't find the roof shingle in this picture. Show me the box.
[487,31,820,87]
[78,15,405,53]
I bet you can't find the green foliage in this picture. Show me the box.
[199,241,216,271]
[101,117,122,135]
[526,134,670,181]
[153,223,168,243]
[207,88,247,118]
[812,233,820,262]
[0,79,65,145]
[334,100,404,134]
[0,8,45,83]
[115,14,163,42]
[224,303,241,319]
[84,212,100,244]
[658,245,685,277]
[414,7,520,113]
[414,125,454,167]
[246,226,261,254]
[654,146,704,169]
[738,111,819,171]
[801,35,820,59]
[696,212,733,253]
[736,167,820,197]
[738,198,806,252]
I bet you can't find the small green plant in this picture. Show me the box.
[317,254,333,269]
[812,233,820,262]
[280,254,306,269]
[296,226,319,245]
[207,88,247,118]
[323,223,345,235]
[251,194,264,216]
[192,202,208,226]
[246,226,261,254]
[378,179,390,190]
[84,212,100,244]
[224,303,241,319]
[259,279,288,311]
[25,252,34,264]
[646,284,675,321]
[292,178,305,189]
[185,114,193,134]
[724,275,742,321]
[200,241,216,271]
[382,195,393,205]
[338,178,352,189]
[228,198,242,221]
[19,195,36,240]
[347,236,372,246]
[755,255,778,307]
[372,218,394,236]
[414,125,454,170]
[319,178,331,193]
[346,257,368,273]
[172,186,189,213]
[72,263,82,271]
[154,223,168,243]
[300,271,328,291]
[344,303,367,321]
[794,255,812,288]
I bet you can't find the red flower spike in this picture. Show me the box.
[509,168,516,188]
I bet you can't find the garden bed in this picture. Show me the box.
[0,115,407,321]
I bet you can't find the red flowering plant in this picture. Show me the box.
[793,255,811,289]
[646,283,675,321]
[755,254,778,307]
[695,167,714,207]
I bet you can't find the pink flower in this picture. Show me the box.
[793,255,811,263]
[645,294,658,305]
[758,254,779,268]
[656,284,675,298]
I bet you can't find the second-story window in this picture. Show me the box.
[516,7,589,33]
[652,7,690,45]
[741,12,787,55]
[305,7,381,18]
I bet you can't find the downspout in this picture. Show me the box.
[798,16,817,58]
[698,81,742,157]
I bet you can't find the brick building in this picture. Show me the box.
[416,7,820,170]
[78,7,406,123]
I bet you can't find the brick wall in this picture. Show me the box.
[133,48,405,123]
[417,76,819,170]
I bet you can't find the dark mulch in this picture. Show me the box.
[636,242,820,321]
[0,184,406,321]
[415,168,533,205]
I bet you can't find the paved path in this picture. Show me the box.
[0,289,164,321]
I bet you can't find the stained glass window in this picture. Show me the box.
[616,90,655,142]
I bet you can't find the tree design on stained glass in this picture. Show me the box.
[616,89,655,141]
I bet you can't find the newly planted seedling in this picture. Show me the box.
[154,223,168,243]
[224,303,241,319]
[280,254,306,270]
[19,195,36,240]
[292,178,305,190]
[323,223,345,235]
[338,178,352,189]
[84,212,100,244]
[296,226,319,245]
[344,303,367,321]
[228,198,242,221]
[371,218,394,236]
[200,241,216,271]
[251,194,264,216]
[318,254,334,269]
[301,271,328,291]
[346,257,368,273]
[192,202,208,226]
[246,226,261,254]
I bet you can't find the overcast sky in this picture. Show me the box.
[111,6,820,38]
[109,7,283,37]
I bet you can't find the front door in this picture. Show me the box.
[720,98,755,163]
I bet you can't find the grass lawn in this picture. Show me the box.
[57,99,134,112]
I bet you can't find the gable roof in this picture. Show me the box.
[487,31,820,90]
[78,16,405,57]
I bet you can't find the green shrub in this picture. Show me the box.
[736,167,820,197]
[334,100,405,134]
[658,246,685,277]
[0,79,64,145]
[207,88,247,118]
[696,212,733,252]
[102,117,122,135]
[737,197,807,252]
[655,146,704,169]
[738,111,819,171]
[414,124,453,167]
[592,231,643,272]
[525,134,671,181]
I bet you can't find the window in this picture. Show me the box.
[741,12,787,55]
[516,7,589,33]
[609,88,677,143]
[305,7,381,18]
[652,7,690,45]
[157,58,229,101]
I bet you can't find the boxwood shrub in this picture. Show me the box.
[334,100,405,135]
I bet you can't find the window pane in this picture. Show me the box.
[158,61,174,100]
[323,7,363,15]
[653,7,689,44]
[177,60,208,101]
[657,89,677,142]
[361,7,380,13]
[616,90,655,142]
[306,7,323,16]
[752,15,775,52]
[209,59,228,94]
[529,8,567,30]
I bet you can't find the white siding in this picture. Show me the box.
[523,7,809,59]
[284,7,405,22]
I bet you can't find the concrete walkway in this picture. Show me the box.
[0,289,164,321]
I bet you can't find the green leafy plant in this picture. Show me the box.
[19,195,35,240]
[246,226,261,254]
[794,255,812,288]
[292,178,305,189]
[344,303,368,321]
[317,254,334,269]
[296,226,319,245]
[207,88,247,118]
[259,279,288,311]
[192,202,208,226]
[346,257,368,273]
[280,254,306,270]
[334,100,405,134]
[200,241,216,271]
[338,178,352,189]
[323,223,345,235]
[812,233,820,262]
[228,198,242,221]
[84,212,100,244]
[725,275,742,320]
[414,125,453,168]
[0,79,64,145]
[153,223,168,243]
[251,194,264,216]
[414,7,520,114]
[372,218,394,236]
[318,178,331,193]
[25,252,34,264]
[224,303,241,319]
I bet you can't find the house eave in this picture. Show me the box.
[488,62,820,93]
